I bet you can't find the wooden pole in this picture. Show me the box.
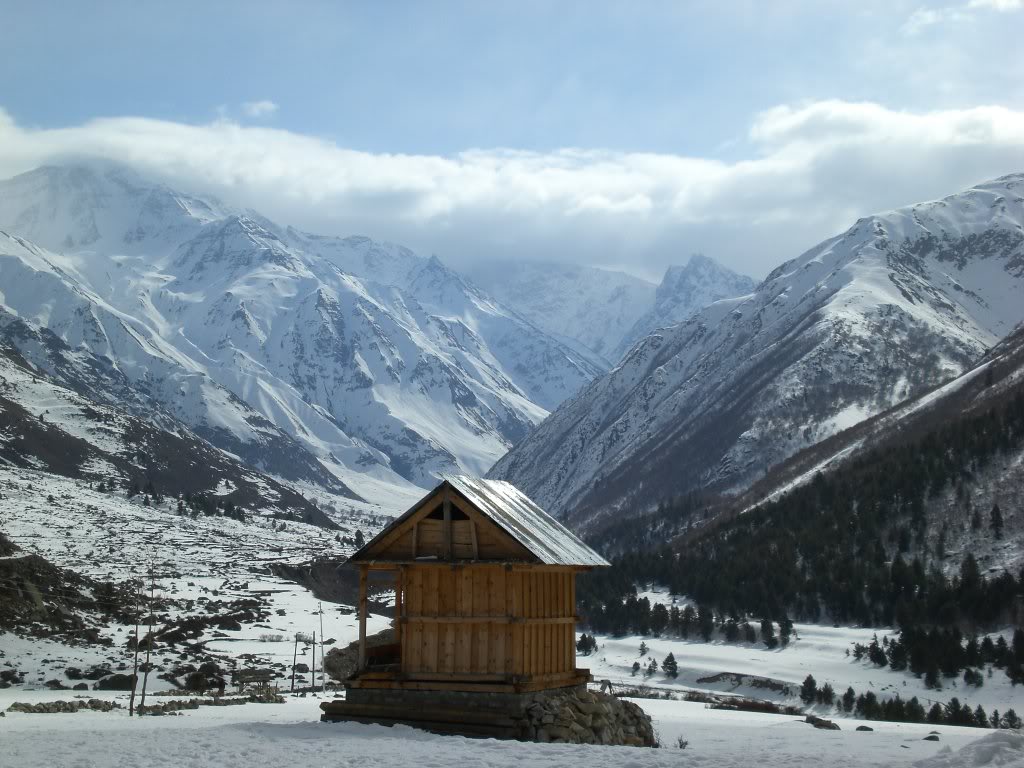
[310,631,316,692]
[290,634,298,692]
[394,568,403,657]
[128,580,142,716]
[442,490,452,560]
[319,602,325,694]
[139,566,155,713]
[357,566,368,671]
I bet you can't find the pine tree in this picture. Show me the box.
[800,674,817,705]
[662,652,678,678]
[639,640,648,657]
[631,661,640,676]
[991,503,1004,539]
[868,635,888,666]
[698,604,714,642]
[645,658,658,678]
[817,682,835,706]
[760,618,777,649]
[680,605,696,639]
[974,705,990,728]
[842,686,856,713]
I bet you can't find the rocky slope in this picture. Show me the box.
[489,173,1024,530]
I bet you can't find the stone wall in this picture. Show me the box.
[335,684,657,747]
[516,687,656,746]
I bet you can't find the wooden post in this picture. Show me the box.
[290,634,298,692]
[411,522,418,559]
[319,602,325,694]
[128,580,141,716]
[394,568,403,662]
[311,631,316,692]
[469,520,479,560]
[442,491,452,560]
[139,566,155,712]
[357,566,368,671]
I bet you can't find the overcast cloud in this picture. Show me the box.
[2,101,1022,280]
[1,1,1023,280]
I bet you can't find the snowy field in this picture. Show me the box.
[1,688,1020,768]
[0,466,390,689]
[612,589,1022,713]
[3,481,1022,766]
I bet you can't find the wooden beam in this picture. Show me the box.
[469,520,479,560]
[357,565,368,671]
[394,566,403,654]
[442,490,452,560]
[411,523,418,559]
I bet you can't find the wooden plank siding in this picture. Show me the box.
[396,565,578,681]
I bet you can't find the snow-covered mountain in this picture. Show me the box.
[612,255,757,360]
[489,173,1024,530]
[0,325,335,527]
[0,162,601,512]
[465,261,657,363]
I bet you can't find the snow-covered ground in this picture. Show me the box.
[3,485,1021,767]
[603,590,1020,713]
[0,465,389,689]
[0,687,1019,768]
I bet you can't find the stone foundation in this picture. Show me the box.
[518,687,656,746]
[321,685,656,747]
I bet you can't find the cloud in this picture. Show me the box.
[904,0,1021,34]
[240,100,278,118]
[967,0,1022,9]
[902,7,971,34]
[0,101,1023,280]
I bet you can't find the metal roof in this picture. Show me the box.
[350,476,608,568]
[445,476,609,567]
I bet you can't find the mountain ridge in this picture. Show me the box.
[489,172,1024,530]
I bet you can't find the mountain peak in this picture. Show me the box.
[0,159,230,253]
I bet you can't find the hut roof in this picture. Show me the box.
[350,476,609,567]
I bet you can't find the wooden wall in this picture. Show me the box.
[400,564,576,681]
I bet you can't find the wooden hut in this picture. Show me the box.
[321,476,609,733]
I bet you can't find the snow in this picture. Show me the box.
[0,687,1013,768]
[465,259,657,363]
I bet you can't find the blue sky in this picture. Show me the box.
[2,1,1024,279]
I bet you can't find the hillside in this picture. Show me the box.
[490,173,1024,530]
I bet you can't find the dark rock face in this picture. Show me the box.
[95,673,136,691]
[805,714,841,730]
